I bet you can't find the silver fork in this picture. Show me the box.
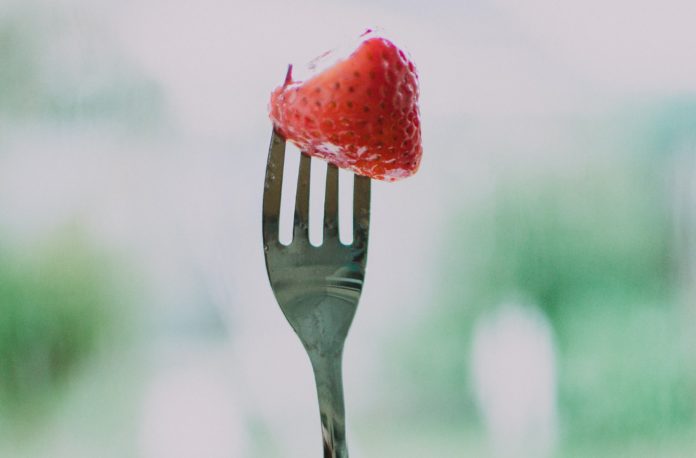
[262,128,370,458]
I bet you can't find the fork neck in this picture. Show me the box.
[309,349,349,458]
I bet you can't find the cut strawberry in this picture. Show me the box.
[268,32,422,181]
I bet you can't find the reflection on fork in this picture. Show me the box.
[262,128,371,458]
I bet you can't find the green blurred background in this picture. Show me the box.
[2,0,696,456]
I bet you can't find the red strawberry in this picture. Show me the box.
[269,32,422,181]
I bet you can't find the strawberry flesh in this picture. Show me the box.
[269,35,422,181]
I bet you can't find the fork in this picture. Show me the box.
[262,128,371,458]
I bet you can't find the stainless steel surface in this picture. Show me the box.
[262,128,371,458]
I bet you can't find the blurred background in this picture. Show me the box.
[2,0,696,456]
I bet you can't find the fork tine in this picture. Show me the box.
[353,175,371,247]
[294,153,311,240]
[262,129,286,244]
[324,163,339,239]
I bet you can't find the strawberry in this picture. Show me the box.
[268,32,422,181]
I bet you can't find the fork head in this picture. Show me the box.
[262,128,371,354]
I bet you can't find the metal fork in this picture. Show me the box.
[262,128,370,458]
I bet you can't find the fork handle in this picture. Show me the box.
[309,351,349,458]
